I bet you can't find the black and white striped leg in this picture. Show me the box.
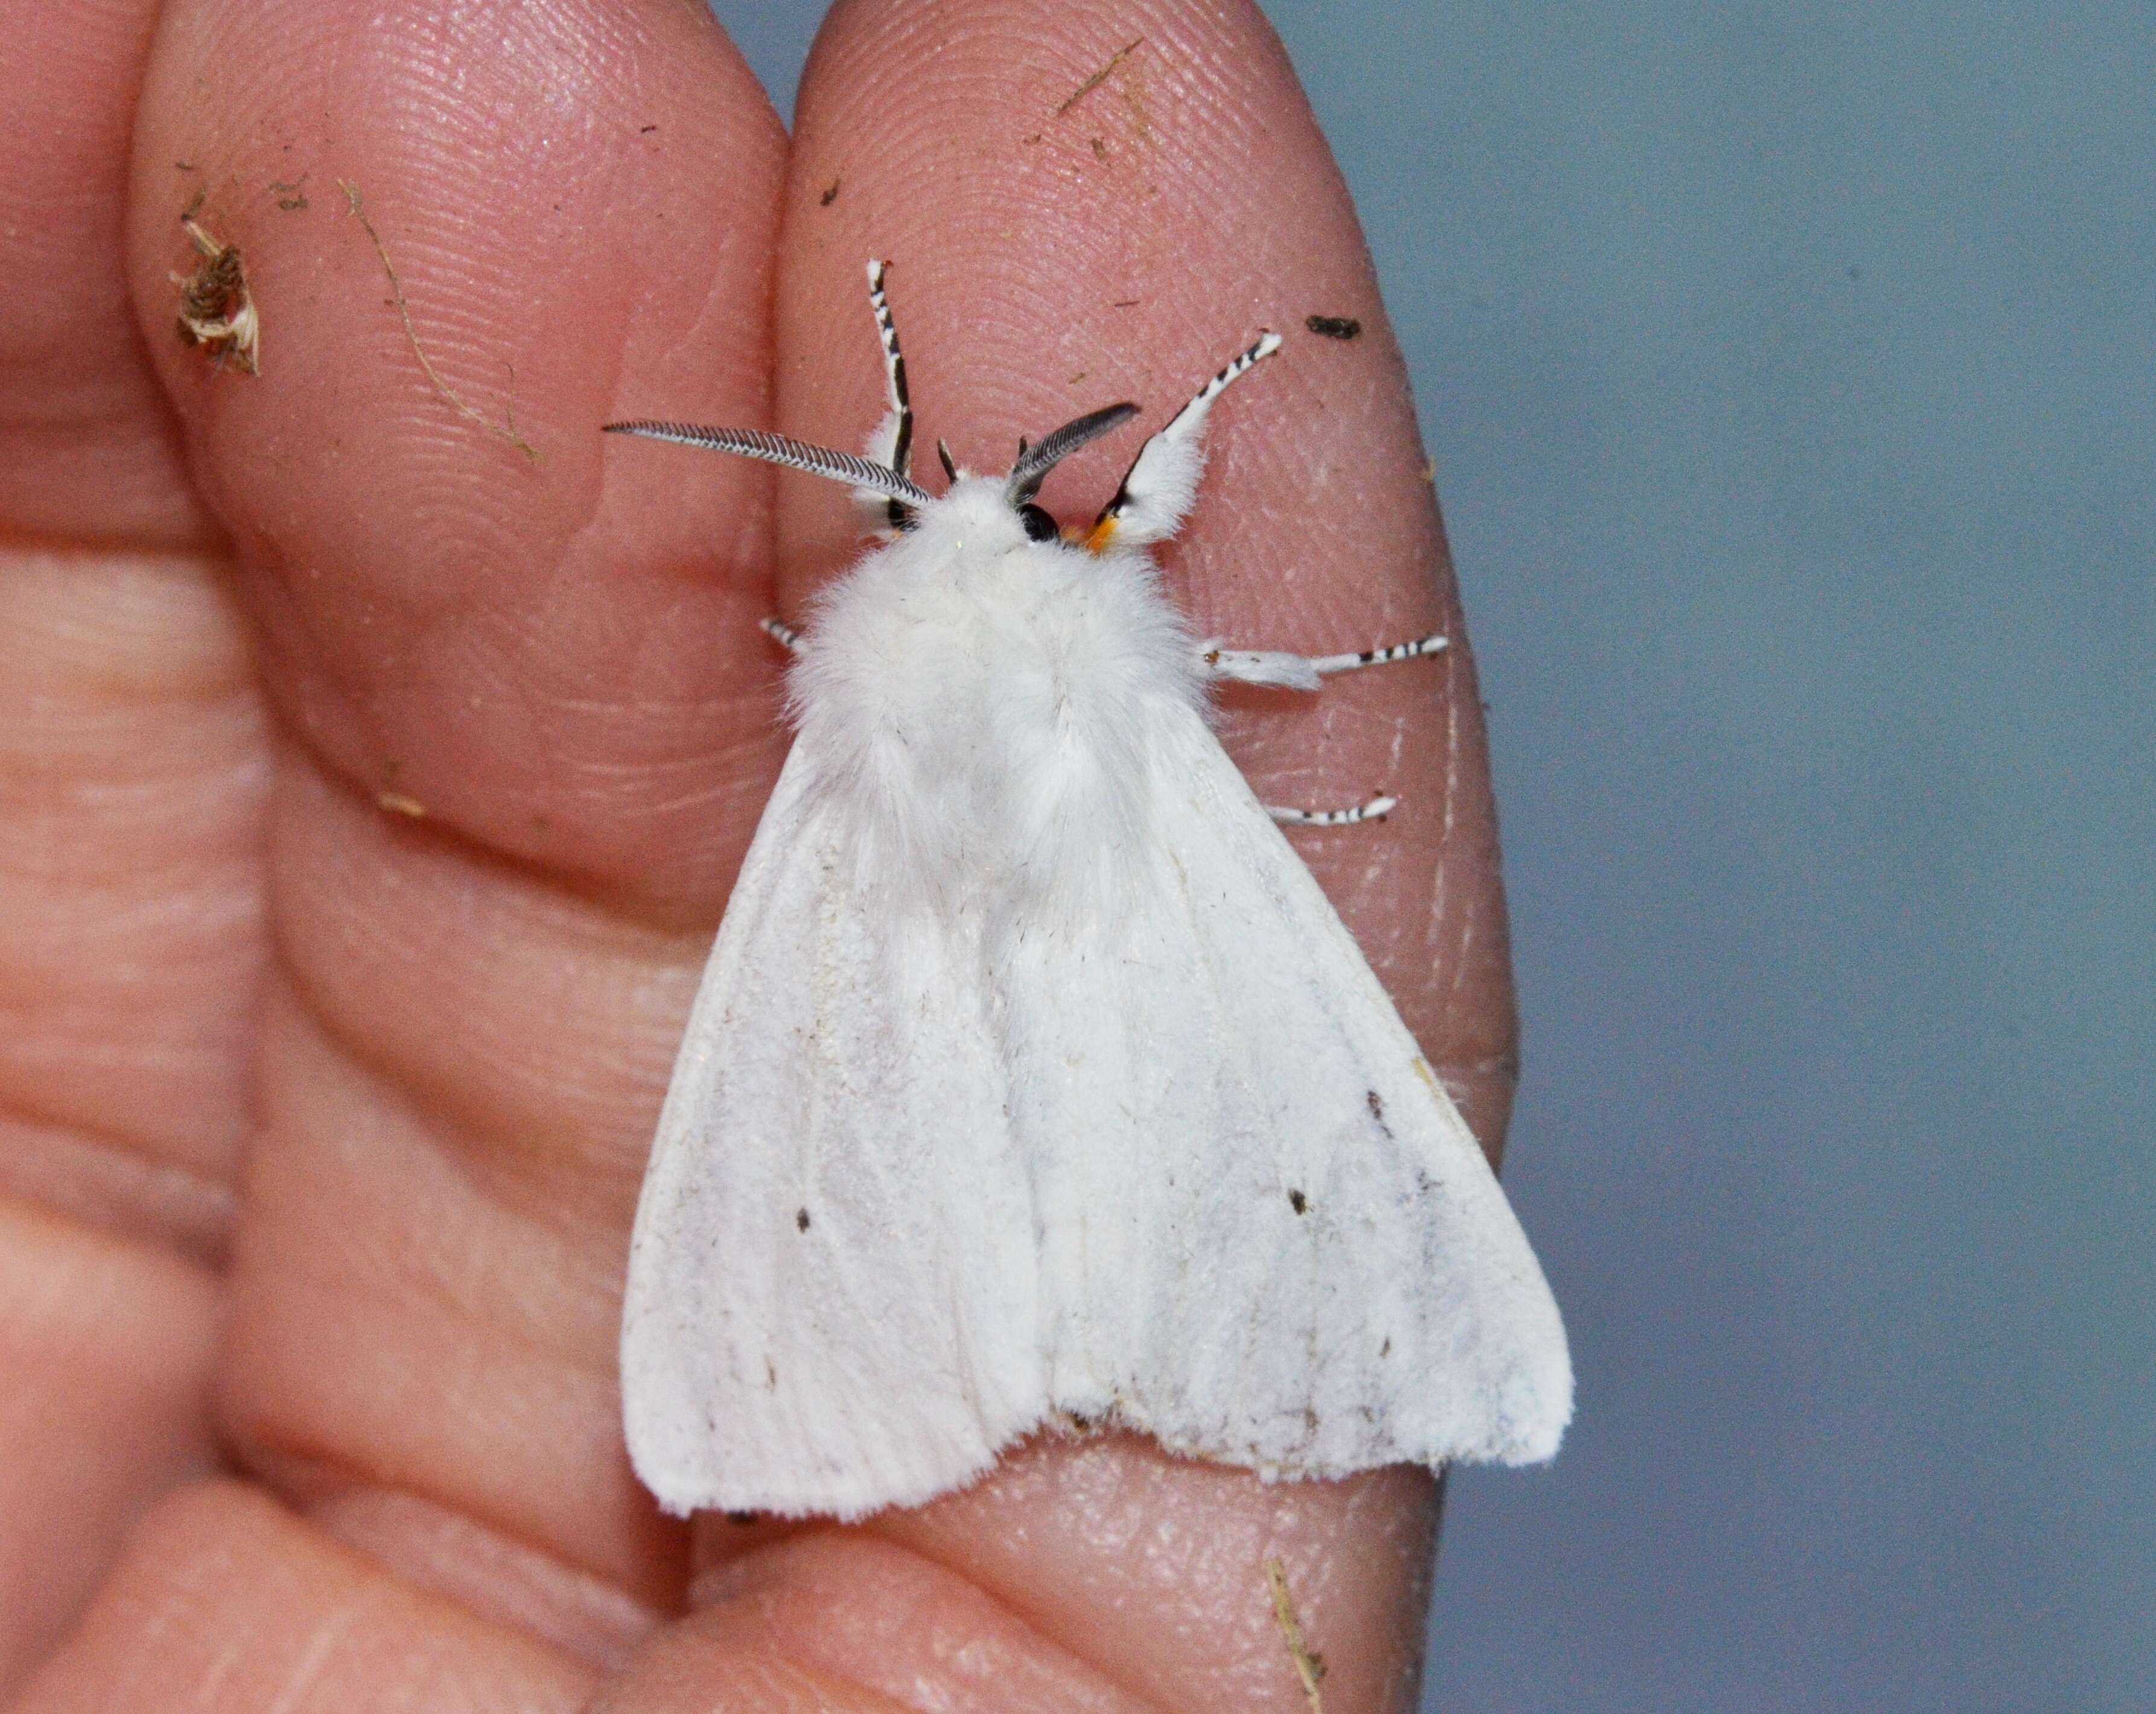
[1268,794,1398,827]
[1092,333,1283,549]
[864,261,912,471]
[760,617,803,652]
[1200,631,1448,690]
[1308,632,1448,676]
[1200,647,1324,690]
[854,258,916,527]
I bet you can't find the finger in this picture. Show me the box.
[11,1483,596,1714]
[0,553,259,1690]
[0,0,210,546]
[33,2,784,1707]
[127,1,789,903]
[0,2,269,1680]
[672,4,1500,1712]
[616,1443,1433,1714]
[0,554,261,1255]
[0,1205,218,1692]
[774,1,1516,1146]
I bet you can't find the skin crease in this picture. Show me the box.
[0,1,1528,1711]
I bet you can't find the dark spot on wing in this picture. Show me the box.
[725,1509,760,1526]
[795,1208,811,1232]
[764,1357,778,1389]
[1367,1089,1384,1120]
[1288,1189,1309,1215]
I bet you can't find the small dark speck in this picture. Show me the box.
[1381,1336,1393,1357]
[1111,297,1140,308]
[820,176,841,206]
[640,123,658,135]
[1305,313,1362,340]
[764,1357,778,1389]
[1846,264,1863,281]
[795,1207,811,1232]
[1288,1188,1309,1215]
[725,1509,760,1526]
[1366,1089,1384,1120]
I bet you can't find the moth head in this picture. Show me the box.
[1003,402,1140,543]
[602,402,1139,548]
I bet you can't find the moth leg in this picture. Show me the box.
[1200,646,1323,691]
[1306,631,1448,675]
[1268,794,1398,827]
[1087,333,1283,552]
[852,258,915,530]
[1200,631,1447,691]
[760,617,804,652]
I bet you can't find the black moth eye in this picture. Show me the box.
[1017,503,1060,543]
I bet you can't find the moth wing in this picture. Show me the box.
[1003,706,1572,1475]
[619,743,1043,1520]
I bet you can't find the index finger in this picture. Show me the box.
[775,3,1516,1136]
[673,3,1513,1712]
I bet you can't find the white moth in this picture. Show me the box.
[607,262,1571,1521]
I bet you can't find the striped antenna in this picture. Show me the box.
[865,260,914,479]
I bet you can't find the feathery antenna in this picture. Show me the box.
[603,421,936,508]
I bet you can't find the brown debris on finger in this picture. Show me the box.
[1304,313,1362,341]
[339,179,539,461]
[1052,37,1142,119]
[173,211,261,375]
[1264,1556,1328,1714]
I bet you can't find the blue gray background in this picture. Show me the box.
[715,5,2154,1708]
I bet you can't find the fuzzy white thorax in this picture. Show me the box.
[791,476,1203,933]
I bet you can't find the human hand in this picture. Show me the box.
[1,2,1519,1709]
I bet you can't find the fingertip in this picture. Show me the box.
[125,0,792,902]
[775,0,1514,1092]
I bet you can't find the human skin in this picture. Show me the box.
[0,1,1522,1709]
